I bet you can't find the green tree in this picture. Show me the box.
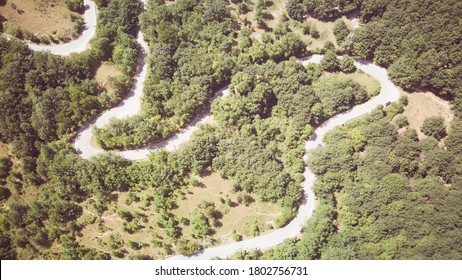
[204,0,230,22]
[65,0,84,12]
[339,55,355,73]
[310,24,319,38]
[0,187,11,201]
[286,0,305,21]
[320,50,340,72]
[190,211,210,239]
[421,116,446,140]
[0,157,12,180]
[176,239,203,255]
[333,19,349,44]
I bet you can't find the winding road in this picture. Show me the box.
[166,57,400,260]
[28,0,97,56]
[25,1,401,260]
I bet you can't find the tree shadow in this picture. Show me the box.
[262,12,273,21]
[256,22,273,32]
[198,169,212,177]
[106,193,119,204]
[192,182,206,188]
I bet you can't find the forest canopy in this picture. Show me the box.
[0,0,461,260]
[286,0,462,117]
[263,106,462,260]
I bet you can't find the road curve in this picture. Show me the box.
[73,50,400,259]
[166,56,401,259]
[27,0,97,56]
[22,0,401,259]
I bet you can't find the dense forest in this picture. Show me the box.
[186,58,374,210]
[286,0,462,116]
[1,0,461,260]
[94,0,310,149]
[262,104,462,259]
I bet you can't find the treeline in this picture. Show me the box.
[286,0,462,116]
[90,0,143,107]
[94,0,309,149]
[0,38,100,182]
[1,135,191,259]
[353,0,462,117]
[263,105,462,259]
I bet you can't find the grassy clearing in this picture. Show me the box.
[78,191,165,259]
[296,16,356,50]
[229,0,288,38]
[400,91,453,139]
[228,0,355,51]
[173,173,282,244]
[0,0,79,42]
[94,62,122,89]
[318,70,381,97]
[77,173,282,259]
[0,142,9,157]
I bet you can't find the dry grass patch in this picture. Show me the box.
[400,91,453,139]
[173,173,282,244]
[77,192,166,260]
[94,62,122,89]
[300,16,355,50]
[0,0,76,38]
[229,0,287,38]
[77,173,282,259]
[0,142,10,157]
[228,0,356,51]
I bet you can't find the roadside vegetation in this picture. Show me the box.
[218,0,462,261]
[94,0,309,149]
[284,0,462,117]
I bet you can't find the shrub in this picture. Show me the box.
[421,116,447,140]
[339,55,356,73]
[394,115,409,128]
[65,0,84,12]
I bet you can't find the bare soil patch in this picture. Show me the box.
[0,142,9,157]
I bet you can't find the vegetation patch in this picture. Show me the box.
[317,70,380,98]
